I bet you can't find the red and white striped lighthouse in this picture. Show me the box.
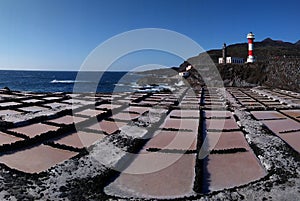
[247,32,255,63]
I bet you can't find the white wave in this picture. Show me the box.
[51,79,76,83]
[137,88,161,93]
[50,79,92,84]
[175,80,184,86]
[114,83,125,87]
[136,84,175,93]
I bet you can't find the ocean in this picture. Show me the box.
[0,70,143,93]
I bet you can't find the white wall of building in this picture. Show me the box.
[179,72,190,77]
[218,57,244,64]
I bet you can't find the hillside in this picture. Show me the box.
[180,38,300,92]
[137,38,300,92]
[203,38,300,63]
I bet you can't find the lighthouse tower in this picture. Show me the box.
[222,43,227,64]
[247,32,255,63]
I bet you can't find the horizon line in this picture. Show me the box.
[0,68,173,72]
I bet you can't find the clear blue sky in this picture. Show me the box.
[0,0,299,71]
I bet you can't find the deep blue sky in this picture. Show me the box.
[0,0,299,71]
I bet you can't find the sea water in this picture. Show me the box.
[0,70,142,93]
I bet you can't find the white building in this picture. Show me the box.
[218,57,244,64]
[186,65,193,71]
[178,71,190,77]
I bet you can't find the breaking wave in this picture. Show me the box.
[50,79,93,84]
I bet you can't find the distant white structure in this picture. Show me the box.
[218,57,244,64]
[186,65,193,71]
[178,64,192,78]
[179,71,190,77]
[247,32,255,63]
[218,43,244,64]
